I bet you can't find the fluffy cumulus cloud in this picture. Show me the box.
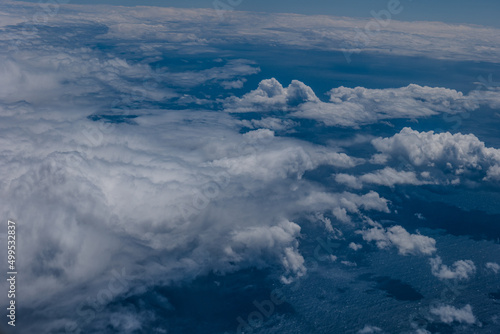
[223,78,319,113]
[290,84,480,127]
[429,304,476,325]
[223,78,500,127]
[229,219,306,283]
[372,128,500,185]
[357,224,436,256]
[430,256,476,280]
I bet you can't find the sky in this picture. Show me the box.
[1,1,500,334]
[15,0,500,28]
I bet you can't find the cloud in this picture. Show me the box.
[414,213,426,220]
[372,127,500,185]
[357,225,436,256]
[349,242,363,251]
[291,84,479,127]
[223,79,500,128]
[220,78,247,89]
[206,129,362,181]
[430,256,476,280]
[0,23,390,333]
[359,167,429,186]
[298,191,390,217]
[163,59,260,88]
[357,325,383,333]
[229,219,306,282]
[223,78,319,113]
[414,330,431,334]
[237,117,298,132]
[335,173,363,189]
[3,101,387,332]
[486,262,500,274]
[5,0,499,63]
[429,304,476,325]
[0,1,497,332]
[335,167,432,189]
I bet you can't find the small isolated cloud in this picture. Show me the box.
[220,78,247,90]
[430,256,476,280]
[341,260,357,267]
[430,304,476,324]
[357,225,436,256]
[415,213,426,220]
[349,242,363,251]
[357,325,383,333]
[486,262,500,274]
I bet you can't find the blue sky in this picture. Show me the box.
[16,0,500,28]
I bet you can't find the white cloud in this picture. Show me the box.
[335,173,363,189]
[486,262,500,274]
[336,167,432,189]
[0,29,392,334]
[291,84,479,127]
[349,242,363,251]
[415,213,426,220]
[0,1,497,332]
[341,260,357,267]
[223,78,319,113]
[220,78,245,89]
[414,330,431,334]
[429,304,476,324]
[206,132,361,181]
[223,79,500,128]
[299,191,390,217]
[430,256,476,280]
[230,219,306,282]
[164,59,260,88]
[5,1,497,63]
[372,127,500,184]
[357,325,382,333]
[358,225,436,256]
[359,167,429,187]
[237,117,298,132]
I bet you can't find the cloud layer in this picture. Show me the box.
[0,1,498,333]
